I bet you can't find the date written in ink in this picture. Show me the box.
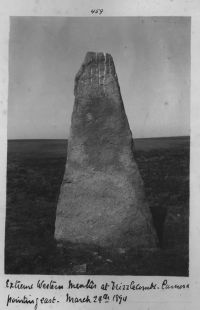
[66,293,127,304]
[93,294,127,304]
[91,9,103,15]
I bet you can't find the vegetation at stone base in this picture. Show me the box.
[5,137,189,275]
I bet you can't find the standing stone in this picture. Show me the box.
[55,52,157,248]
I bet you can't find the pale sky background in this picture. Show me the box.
[8,16,190,139]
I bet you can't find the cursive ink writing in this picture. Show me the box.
[6,294,35,307]
[37,280,63,290]
[66,293,91,303]
[111,280,157,291]
[162,279,189,290]
[68,279,97,289]
[6,279,33,290]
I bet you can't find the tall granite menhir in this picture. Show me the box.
[55,52,157,248]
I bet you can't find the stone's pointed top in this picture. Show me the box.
[84,51,112,65]
[74,52,117,95]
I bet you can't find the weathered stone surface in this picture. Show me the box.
[55,52,158,248]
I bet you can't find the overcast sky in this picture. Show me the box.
[8,16,190,139]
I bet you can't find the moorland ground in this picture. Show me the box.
[5,137,189,275]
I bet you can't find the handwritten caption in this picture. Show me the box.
[5,278,189,309]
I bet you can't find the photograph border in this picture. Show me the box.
[1,1,200,309]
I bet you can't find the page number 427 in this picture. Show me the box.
[91,9,103,15]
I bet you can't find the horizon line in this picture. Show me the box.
[8,135,190,141]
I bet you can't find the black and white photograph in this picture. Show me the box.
[5,16,190,276]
